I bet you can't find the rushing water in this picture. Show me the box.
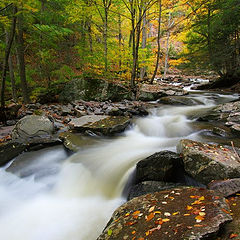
[0,92,238,240]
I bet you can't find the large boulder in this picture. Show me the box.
[128,181,182,200]
[177,139,240,185]
[135,151,184,184]
[69,115,131,136]
[59,78,133,102]
[0,141,26,166]
[97,187,232,240]
[11,115,55,143]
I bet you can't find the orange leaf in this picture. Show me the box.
[221,208,230,214]
[230,233,238,238]
[145,212,155,221]
[186,205,193,210]
[132,231,136,235]
[195,215,204,221]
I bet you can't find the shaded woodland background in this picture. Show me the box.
[0,0,239,106]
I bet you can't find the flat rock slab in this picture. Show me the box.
[208,178,240,197]
[177,139,240,185]
[69,115,130,136]
[59,132,100,152]
[97,187,232,240]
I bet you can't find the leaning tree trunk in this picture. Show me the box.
[0,6,17,109]
[150,0,162,84]
[16,10,30,104]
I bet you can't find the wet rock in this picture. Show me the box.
[0,141,26,166]
[138,90,165,101]
[69,115,131,136]
[74,109,86,117]
[212,126,229,137]
[135,151,184,184]
[208,178,240,197]
[199,101,240,122]
[59,132,99,152]
[59,105,73,116]
[6,120,16,126]
[158,96,202,106]
[230,124,240,136]
[128,181,182,200]
[97,187,232,240]
[177,139,240,185]
[11,115,55,143]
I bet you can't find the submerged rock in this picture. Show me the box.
[135,151,184,184]
[97,187,232,240]
[11,115,55,143]
[69,115,131,136]
[177,139,240,185]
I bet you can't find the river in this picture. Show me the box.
[0,91,238,240]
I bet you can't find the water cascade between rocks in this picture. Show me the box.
[0,91,238,240]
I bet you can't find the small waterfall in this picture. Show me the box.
[0,92,238,240]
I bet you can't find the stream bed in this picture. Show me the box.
[0,91,239,240]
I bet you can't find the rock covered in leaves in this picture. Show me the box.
[97,187,232,240]
[177,139,240,185]
[135,151,184,184]
[208,178,240,198]
[69,115,131,136]
[11,115,55,142]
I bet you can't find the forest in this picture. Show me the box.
[0,0,239,109]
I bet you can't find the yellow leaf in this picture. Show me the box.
[149,206,155,212]
[198,196,205,201]
[162,218,170,222]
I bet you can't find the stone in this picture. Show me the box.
[5,103,22,120]
[208,178,240,197]
[0,141,26,166]
[158,96,202,106]
[69,115,131,136]
[177,139,240,185]
[128,181,182,200]
[60,105,73,116]
[11,115,55,142]
[97,187,232,240]
[59,77,133,102]
[135,151,184,184]
[59,132,98,152]
[230,124,240,136]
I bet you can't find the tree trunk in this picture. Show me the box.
[150,0,162,84]
[103,8,108,72]
[118,12,122,69]
[140,10,147,81]
[16,10,30,104]
[163,12,171,79]
[5,31,17,102]
[130,10,136,91]
[1,6,17,109]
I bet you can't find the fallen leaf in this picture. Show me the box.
[195,215,204,221]
[172,212,180,216]
[132,231,136,235]
[230,233,238,238]
[199,212,206,216]
[162,218,170,222]
[198,196,205,201]
[145,212,155,221]
[164,212,171,217]
[186,205,193,210]
[108,229,113,236]
[149,206,155,212]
